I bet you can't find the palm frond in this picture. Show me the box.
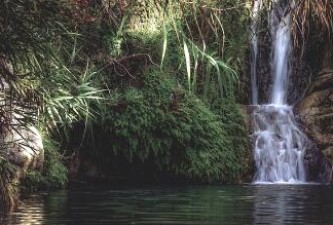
[41,62,105,133]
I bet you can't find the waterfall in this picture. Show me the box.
[251,0,307,183]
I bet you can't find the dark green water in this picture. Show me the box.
[3,184,333,225]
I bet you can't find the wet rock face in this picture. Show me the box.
[303,142,331,182]
[298,69,333,182]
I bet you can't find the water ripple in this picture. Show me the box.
[3,185,333,225]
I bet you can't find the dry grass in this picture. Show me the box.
[291,0,333,50]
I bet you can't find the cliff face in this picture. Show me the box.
[298,69,333,182]
[296,20,333,182]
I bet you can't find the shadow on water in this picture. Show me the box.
[2,184,333,224]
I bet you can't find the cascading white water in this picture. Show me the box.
[253,105,307,183]
[251,0,307,183]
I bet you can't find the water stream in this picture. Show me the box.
[251,0,308,183]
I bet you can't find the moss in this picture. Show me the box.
[211,100,252,181]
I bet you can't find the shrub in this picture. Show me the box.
[81,70,244,183]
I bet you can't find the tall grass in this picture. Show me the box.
[150,0,248,101]
[87,0,249,103]
[291,0,333,50]
[254,0,333,53]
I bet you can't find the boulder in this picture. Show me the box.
[2,123,44,184]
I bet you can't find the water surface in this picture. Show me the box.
[3,184,333,224]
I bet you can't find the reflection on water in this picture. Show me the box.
[2,184,333,224]
[2,195,45,225]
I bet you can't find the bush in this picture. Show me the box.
[80,70,244,183]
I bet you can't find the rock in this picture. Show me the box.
[0,58,44,212]
[303,142,331,182]
[323,147,333,163]
[2,122,44,184]
[298,68,333,182]
[0,122,44,215]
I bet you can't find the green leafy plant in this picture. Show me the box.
[79,71,246,183]
[40,62,105,134]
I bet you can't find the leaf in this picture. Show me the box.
[160,23,168,69]
[183,41,191,94]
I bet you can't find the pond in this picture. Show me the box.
[2,184,333,224]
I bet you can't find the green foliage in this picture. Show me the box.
[0,0,105,194]
[54,0,251,184]
[22,137,68,191]
[0,0,69,73]
[40,62,105,134]
[0,0,72,141]
[0,0,252,189]
[121,0,249,101]
[84,71,244,183]
[211,100,251,177]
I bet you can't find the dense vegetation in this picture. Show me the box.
[0,0,251,212]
